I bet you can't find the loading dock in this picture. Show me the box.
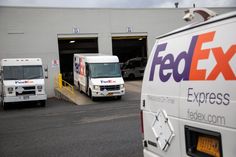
[112,33,147,63]
[57,35,98,84]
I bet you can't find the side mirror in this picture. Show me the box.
[0,69,2,80]
[44,65,48,79]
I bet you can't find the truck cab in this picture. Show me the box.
[0,58,47,109]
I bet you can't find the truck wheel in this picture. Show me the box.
[78,82,82,93]
[89,89,96,101]
[3,102,8,110]
[91,96,96,101]
[128,74,135,80]
[117,96,122,100]
[40,100,46,107]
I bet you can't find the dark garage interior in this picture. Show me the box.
[58,36,147,84]
[112,36,147,63]
[58,38,98,84]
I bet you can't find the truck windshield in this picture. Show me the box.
[3,65,43,80]
[89,63,121,78]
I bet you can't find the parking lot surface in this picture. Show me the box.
[0,80,143,157]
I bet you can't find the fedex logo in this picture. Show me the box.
[15,80,34,84]
[149,31,236,82]
[101,80,116,83]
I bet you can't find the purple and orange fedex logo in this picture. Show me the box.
[149,31,236,82]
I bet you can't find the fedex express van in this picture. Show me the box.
[0,58,47,109]
[74,54,125,100]
[141,9,236,157]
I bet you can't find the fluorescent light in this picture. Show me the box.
[69,40,75,43]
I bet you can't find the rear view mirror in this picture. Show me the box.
[44,65,48,79]
[0,68,2,81]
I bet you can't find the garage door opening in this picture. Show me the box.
[112,36,147,63]
[58,37,98,84]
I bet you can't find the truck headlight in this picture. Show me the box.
[120,84,125,89]
[37,85,43,90]
[7,87,13,93]
[37,85,43,92]
[8,87,14,94]
[94,85,100,90]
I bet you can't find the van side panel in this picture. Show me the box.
[142,16,236,157]
[74,55,87,92]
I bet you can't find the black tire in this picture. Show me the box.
[78,82,82,93]
[128,74,135,80]
[40,100,46,107]
[3,102,7,110]
[117,96,122,100]
[91,96,96,101]
[89,89,96,101]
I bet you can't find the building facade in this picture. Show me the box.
[0,7,235,97]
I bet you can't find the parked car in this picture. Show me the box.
[121,57,147,80]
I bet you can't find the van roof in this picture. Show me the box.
[1,58,42,66]
[157,11,236,39]
[74,54,119,63]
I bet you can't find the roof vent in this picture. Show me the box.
[183,8,217,22]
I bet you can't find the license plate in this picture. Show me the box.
[107,93,113,96]
[197,136,220,157]
[23,96,29,100]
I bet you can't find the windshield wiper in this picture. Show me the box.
[26,76,42,79]
[92,75,121,78]
[4,78,19,80]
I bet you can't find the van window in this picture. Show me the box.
[132,60,141,67]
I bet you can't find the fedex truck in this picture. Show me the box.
[0,58,47,109]
[141,8,236,157]
[74,54,125,100]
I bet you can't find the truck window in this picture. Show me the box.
[3,65,43,80]
[89,63,121,78]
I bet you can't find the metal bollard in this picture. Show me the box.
[58,73,62,89]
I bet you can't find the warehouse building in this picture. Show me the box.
[0,6,235,97]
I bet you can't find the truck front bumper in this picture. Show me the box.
[92,89,125,97]
[3,94,47,103]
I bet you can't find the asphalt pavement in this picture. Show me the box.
[0,80,143,157]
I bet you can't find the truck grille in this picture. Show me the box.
[100,85,120,91]
[16,86,36,96]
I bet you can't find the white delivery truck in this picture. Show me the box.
[141,8,236,157]
[74,54,125,100]
[0,58,47,109]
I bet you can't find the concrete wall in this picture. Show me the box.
[0,7,235,97]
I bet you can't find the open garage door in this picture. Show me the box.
[112,34,147,63]
[112,33,148,80]
[58,35,98,84]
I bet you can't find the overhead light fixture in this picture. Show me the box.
[69,40,75,43]
[139,38,143,40]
